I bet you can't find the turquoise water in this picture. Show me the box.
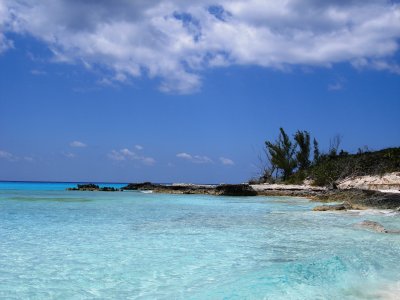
[1,183,400,299]
[0,181,127,191]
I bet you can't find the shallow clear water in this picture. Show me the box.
[1,183,399,299]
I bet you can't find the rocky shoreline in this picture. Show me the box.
[68,182,400,210]
[121,182,257,196]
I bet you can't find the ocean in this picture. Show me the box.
[1,182,399,299]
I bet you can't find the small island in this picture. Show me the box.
[67,183,121,192]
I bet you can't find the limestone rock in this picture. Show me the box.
[313,202,352,211]
[356,220,388,233]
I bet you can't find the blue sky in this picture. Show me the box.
[0,0,400,183]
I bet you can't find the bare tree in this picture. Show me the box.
[252,146,276,183]
[329,134,342,156]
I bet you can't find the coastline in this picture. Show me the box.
[68,182,400,210]
[123,183,400,210]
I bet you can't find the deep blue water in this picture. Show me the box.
[0,182,399,299]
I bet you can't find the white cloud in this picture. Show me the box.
[0,33,12,53]
[62,152,75,158]
[370,61,400,75]
[0,0,13,54]
[176,152,213,164]
[1,1,400,93]
[219,157,234,165]
[30,69,46,76]
[120,148,135,156]
[0,150,18,161]
[176,152,193,159]
[328,77,346,91]
[70,140,87,148]
[108,148,156,165]
[142,157,156,165]
[328,82,343,91]
[108,150,125,161]
[135,145,144,150]
[0,150,36,162]
[353,58,400,75]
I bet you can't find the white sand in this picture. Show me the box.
[250,183,326,192]
[338,172,400,192]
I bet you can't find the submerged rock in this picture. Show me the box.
[313,202,352,211]
[356,220,388,233]
[356,220,400,234]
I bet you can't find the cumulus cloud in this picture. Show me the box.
[108,148,155,165]
[219,157,234,165]
[70,140,87,148]
[1,0,399,93]
[176,152,213,164]
[135,145,144,150]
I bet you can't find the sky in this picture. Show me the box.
[0,0,400,183]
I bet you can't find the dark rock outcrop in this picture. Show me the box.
[122,182,159,190]
[99,186,120,192]
[68,184,100,191]
[121,182,257,196]
[156,185,214,195]
[67,184,120,192]
[315,189,400,209]
[122,182,215,194]
[215,184,257,196]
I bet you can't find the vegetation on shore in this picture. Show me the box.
[255,128,400,187]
